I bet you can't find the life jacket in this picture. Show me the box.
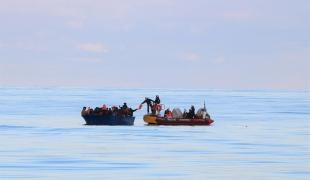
[167,111,173,118]
[155,104,162,111]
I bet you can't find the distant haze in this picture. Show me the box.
[0,0,309,90]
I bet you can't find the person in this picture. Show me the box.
[167,111,173,118]
[188,105,195,118]
[141,97,154,114]
[151,105,156,115]
[164,108,169,116]
[107,108,113,115]
[85,107,91,115]
[164,108,168,117]
[94,107,101,113]
[164,108,172,118]
[164,108,173,118]
[122,102,128,109]
[119,103,129,115]
[112,106,118,113]
[154,95,162,115]
[89,107,94,115]
[183,109,187,118]
[155,95,160,104]
[81,107,86,116]
[127,108,138,116]
[102,104,107,111]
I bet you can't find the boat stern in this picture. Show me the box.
[143,115,158,124]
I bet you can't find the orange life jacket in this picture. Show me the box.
[167,111,173,118]
[155,104,162,111]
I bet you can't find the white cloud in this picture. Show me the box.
[212,56,226,64]
[77,43,109,53]
[181,52,201,62]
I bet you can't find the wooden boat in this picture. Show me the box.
[82,114,135,125]
[143,114,214,126]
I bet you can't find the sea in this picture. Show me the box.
[0,88,309,180]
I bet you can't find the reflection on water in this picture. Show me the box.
[0,88,309,179]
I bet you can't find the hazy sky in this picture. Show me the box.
[0,0,309,89]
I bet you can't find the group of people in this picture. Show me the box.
[81,103,137,117]
[164,105,210,119]
[139,95,209,119]
[140,95,161,115]
[81,95,210,119]
[183,105,197,119]
[163,105,196,119]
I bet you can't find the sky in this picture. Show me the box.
[0,0,309,90]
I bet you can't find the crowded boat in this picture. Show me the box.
[81,95,214,126]
[141,95,214,126]
[81,103,138,117]
[81,103,137,125]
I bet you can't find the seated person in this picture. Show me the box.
[81,107,87,116]
[164,108,173,118]
[127,108,138,116]
[188,105,195,118]
[122,103,128,109]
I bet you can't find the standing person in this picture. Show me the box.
[128,108,138,116]
[188,105,195,118]
[154,95,161,115]
[141,97,154,114]
[154,95,160,104]
[122,102,128,109]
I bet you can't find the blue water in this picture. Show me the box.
[0,88,309,180]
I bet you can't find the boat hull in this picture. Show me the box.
[143,115,214,126]
[82,114,135,125]
[143,115,158,124]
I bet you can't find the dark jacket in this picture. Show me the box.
[155,96,160,104]
[141,98,154,105]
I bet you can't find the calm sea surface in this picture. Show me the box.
[0,88,309,180]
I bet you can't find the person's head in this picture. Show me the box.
[124,103,127,105]
[156,95,159,98]
[83,107,86,109]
